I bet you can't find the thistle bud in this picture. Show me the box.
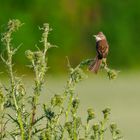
[92,123,100,131]
[76,117,82,128]
[25,50,34,61]
[102,107,111,119]
[116,129,121,135]
[8,19,22,32]
[65,122,72,135]
[107,69,118,80]
[72,98,80,110]
[44,106,55,121]
[51,94,63,107]
[87,108,95,122]
[110,123,117,131]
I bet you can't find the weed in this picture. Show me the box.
[0,19,122,140]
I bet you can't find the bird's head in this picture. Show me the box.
[94,32,106,41]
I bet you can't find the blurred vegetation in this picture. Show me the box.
[0,0,140,73]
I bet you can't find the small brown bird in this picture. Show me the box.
[89,32,109,73]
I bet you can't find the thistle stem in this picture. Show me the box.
[4,25,25,140]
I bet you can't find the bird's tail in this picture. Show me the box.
[88,56,102,73]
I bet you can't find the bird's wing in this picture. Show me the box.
[98,40,109,58]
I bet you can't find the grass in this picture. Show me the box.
[0,19,123,140]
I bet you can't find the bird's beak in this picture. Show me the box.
[93,35,101,41]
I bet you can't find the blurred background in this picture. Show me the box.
[0,0,140,73]
[0,0,140,140]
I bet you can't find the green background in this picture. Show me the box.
[0,0,140,73]
[0,1,140,140]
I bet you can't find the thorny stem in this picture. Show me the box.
[28,23,50,140]
[2,20,25,140]
[85,120,90,139]
[28,52,40,140]
[99,118,107,140]
[65,93,73,122]
[8,41,25,140]
[60,93,73,140]
[0,95,5,139]
[61,60,88,139]
[112,130,116,140]
[73,113,78,140]
[42,23,49,57]
[99,108,110,140]
[61,81,74,139]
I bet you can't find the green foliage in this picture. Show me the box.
[0,0,140,70]
[0,19,122,140]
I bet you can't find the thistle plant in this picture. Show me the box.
[25,23,54,140]
[110,123,123,140]
[1,19,26,140]
[101,58,119,80]
[0,19,122,140]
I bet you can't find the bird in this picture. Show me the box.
[89,32,109,73]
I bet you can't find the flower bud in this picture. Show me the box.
[44,107,55,121]
[25,50,34,61]
[51,94,63,107]
[102,107,111,119]
[87,108,95,121]
[110,123,117,131]
[107,69,118,80]
[72,98,80,110]
[92,123,100,131]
